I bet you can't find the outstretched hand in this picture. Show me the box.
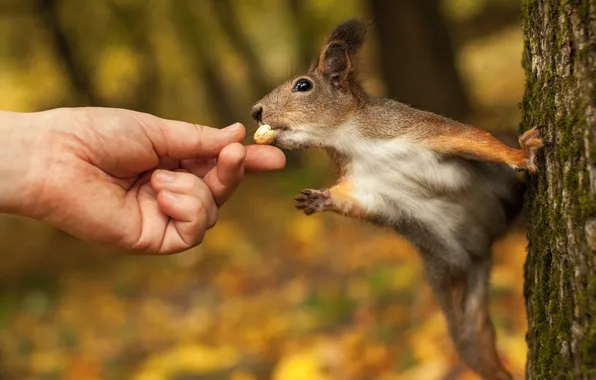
[0,107,285,254]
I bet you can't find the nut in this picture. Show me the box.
[254,124,276,145]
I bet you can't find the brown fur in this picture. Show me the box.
[251,18,545,380]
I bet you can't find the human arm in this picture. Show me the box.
[0,107,285,254]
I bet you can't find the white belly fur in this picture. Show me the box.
[337,137,471,239]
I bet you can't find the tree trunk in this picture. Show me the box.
[522,1,596,379]
[368,0,471,120]
[37,0,101,106]
[171,0,240,127]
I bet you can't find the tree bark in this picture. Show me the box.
[522,1,596,379]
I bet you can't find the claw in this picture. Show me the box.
[518,125,545,174]
[294,188,331,215]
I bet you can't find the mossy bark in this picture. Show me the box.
[521,0,596,379]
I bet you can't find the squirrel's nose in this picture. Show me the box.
[251,104,263,122]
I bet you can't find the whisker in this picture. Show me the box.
[274,91,281,109]
[245,124,260,136]
[242,125,260,144]
[280,96,292,109]
[286,116,301,129]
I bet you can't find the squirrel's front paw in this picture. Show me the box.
[294,188,332,215]
[517,125,546,173]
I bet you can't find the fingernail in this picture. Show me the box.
[222,123,241,132]
[163,190,182,202]
[156,170,175,183]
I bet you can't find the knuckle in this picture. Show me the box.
[189,216,209,247]
[206,207,218,229]
[193,197,206,215]
[190,124,205,151]
[175,171,203,193]
[188,173,206,192]
[195,228,207,244]
[192,232,206,248]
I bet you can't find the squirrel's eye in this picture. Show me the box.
[292,78,313,92]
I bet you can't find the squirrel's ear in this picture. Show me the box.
[316,18,368,89]
[318,41,351,88]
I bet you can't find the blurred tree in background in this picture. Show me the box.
[521,0,596,378]
[0,0,533,379]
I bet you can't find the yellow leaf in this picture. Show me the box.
[287,215,323,246]
[272,345,330,380]
[363,343,389,368]
[133,344,238,380]
[28,350,66,375]
[231,370,257,380]
[392,264,420,291]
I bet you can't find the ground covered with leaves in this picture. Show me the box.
[0,170,530,380]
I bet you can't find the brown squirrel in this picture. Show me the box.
[251,19,544,380]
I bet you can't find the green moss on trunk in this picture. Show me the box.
[522,0,596,378]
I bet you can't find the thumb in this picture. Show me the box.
[144,117,246,159]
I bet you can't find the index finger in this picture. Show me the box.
[243,145,287,173]
[141,113,246,159]
[181,144,287,178]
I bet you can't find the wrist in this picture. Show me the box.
[0,110,47,217]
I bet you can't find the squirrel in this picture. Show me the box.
[251,18,544,380]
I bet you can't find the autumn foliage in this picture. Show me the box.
[0,1,529,378]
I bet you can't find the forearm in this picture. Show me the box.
[422,124,544,172]
[295,180,370,220]
[425,127,526,166]
[0,110,42,216]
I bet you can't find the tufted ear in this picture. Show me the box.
[315,18,368,89]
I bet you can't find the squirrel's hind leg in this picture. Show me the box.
[426,256,513,380]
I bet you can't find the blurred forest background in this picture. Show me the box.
[0,0,531,379]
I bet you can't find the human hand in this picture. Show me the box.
[0,107,285,254]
